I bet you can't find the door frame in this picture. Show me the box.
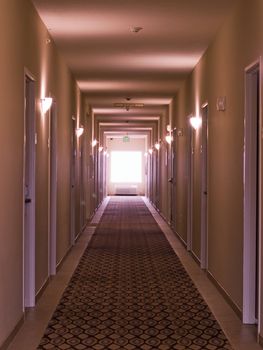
[23,69,36,308]
[170,127,177,227]
[187,115,194,251]
[243,59,262,325]
[48,100,57,276]
[200,103,208,269]
[70,117,77,245]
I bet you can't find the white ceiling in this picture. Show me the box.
[32,0,235,120]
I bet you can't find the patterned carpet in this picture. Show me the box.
[38,197,233,350]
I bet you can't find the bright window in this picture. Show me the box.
[110,151,142,183]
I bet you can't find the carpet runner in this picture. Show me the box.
[38,196,232,350]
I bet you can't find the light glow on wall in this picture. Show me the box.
[110,151,142,183]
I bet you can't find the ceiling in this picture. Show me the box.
[32,0,235,125]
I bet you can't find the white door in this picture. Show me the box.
[243,61,260,324]
[23,73,36,308]
[70,117,76,244]
[187,122,194,251]
[201,105,208,269]
[49,101,57,276]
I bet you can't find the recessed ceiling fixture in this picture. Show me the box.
[130,26,143,33]
[114,103,144,111]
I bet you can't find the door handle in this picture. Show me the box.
[25,198,32,203]
[203,191,207,195]
[168,178,173,183]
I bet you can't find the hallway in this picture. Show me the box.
[3,0,263,349]
[8,197,261,350]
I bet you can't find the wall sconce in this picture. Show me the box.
[76,126,84,137]
[98,146,103,152]
[92,139,98,147]
[144,152,148,157]
[40,97,53,114]
[148,149,153,155]
[103,151,110,158]
[189,115,202,130]
[165,134,173,144]
[155,142,161,150]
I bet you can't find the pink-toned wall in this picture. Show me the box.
[173,0,263,326]
[0,0,83,346]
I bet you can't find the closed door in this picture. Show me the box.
[49,101,57,276]
[24,73,36,308]
[201,105,208,269]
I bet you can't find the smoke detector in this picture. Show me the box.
[130,26,143,33]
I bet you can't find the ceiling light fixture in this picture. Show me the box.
[114,103,144,111]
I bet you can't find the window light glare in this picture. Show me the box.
[110,151,142,183]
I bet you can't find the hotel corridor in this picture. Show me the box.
[8,197,261,350]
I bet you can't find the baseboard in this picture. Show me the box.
[56,245,72,273]
[190,251,201,266]
[88,199,104,222]
[36,277,50,303]
[207,270,242,320]
[0,315,24,350]
[173,230,187,248]
[75,221,88,242]
[258,334,263,346]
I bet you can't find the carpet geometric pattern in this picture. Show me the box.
[38,197,233,350]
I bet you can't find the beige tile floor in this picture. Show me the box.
[7,197,262,350]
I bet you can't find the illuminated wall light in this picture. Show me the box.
[40,97,53,114]
[155,142,161,150]
[99,146,104,152]
[144,152,148,157]
[189,116,202,130]
[148,149,153,155]
[76,126,84,137]
[165,134,173,144]
[92,139,98,147]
